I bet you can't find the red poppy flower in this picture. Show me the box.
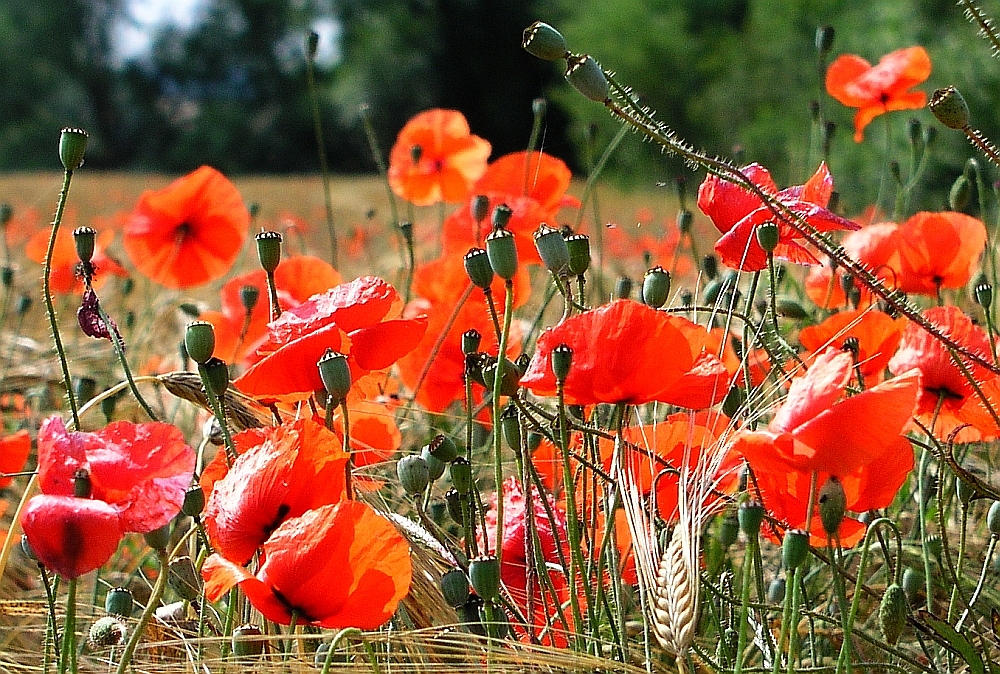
[521,300,728,407]
[798,308,906,385]
[956,374,1000,438]
[388,109,492,207]
[20,495,123,579]
[888,305,995,442]
[122,166,250,289]
[734,348,919,544]
[233,276,427,403]
[0,429,31,489]
[826,47,931,142]
[893,212,987,295]
[202,417,350,565]
[697,162,858,272]
[202,500,411,629]
[805,222,899,309]
[26,225,128,294]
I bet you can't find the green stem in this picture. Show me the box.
[58,578,76,674]
[116,549,170,674]
[733,533,757,674]
[93,294,158,421]
[556,380,587,648]
[40,565,59,674]
[306,44,338,268]
[265,270,282,321]
[491,281,514,563]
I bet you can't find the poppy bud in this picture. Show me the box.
[232,624,265,658]
[755,221,780,254]
[718,513,739,549]
[420,445,446,482]
[144,523,171,551]
[73,226,96,264]
[534,223,570,275]
[445,487,465,524]
[441,568,471,607]
[200,357,230,398]
[522,21,568,61]
[450,457,473,494]
[989,500,1000,537]
[815,25,835,55]
[89,616,127,648]
[0,203,11,228]
[486,228,518,280]
[907,117,923,146]
[182,485,206,517]
[306,30,319,59]
[809,99,820,122]
[767,577,786,604]
[901,567,922,605]
[464,247,495,290]
[878,583,909,645]
[399,220,414,245]
[397,455,430,495]
[929,86,971,130]
[317,349,351,404]
[462,329,482,356]
[459,595,486,635]
[59,127,89,171]
[641,267,671,308]
[956,476,976,506]
[105,586,134,617]
[738,500,764,538]
[73,468,92,498]
[923,125,937,147]
[782,529,810,571]
[565,53,609,103]
[615,276,633,300]
[471,195,490,224]
[240,285,260,314]
[185,321,216,365]
[975,283,993,311]
[168,555,201,601]
[483,358,521,396]
[565,233,591,276]
[469,554,501,602]
[702,254,719,281]
[255,230,282,273]
[74,376,97,404]
[428,434,460,463]
[551,343,573,384]
[674,208,693,235]
[819,475,847,536]
[491,203,513,231]
[500,405,521,452]
[1,266,12,288]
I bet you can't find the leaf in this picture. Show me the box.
[918,611,985,674]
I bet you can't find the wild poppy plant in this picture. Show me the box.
[122,166,250,290]
[826,46,931,142]
[202,500,411,629]
[892,211,987,295]
[388,109,492,207]
[25,225,127,294]
[797,308,906,386]
[697,162,858,272]
[734,348,919,544]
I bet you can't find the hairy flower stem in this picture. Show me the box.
[93,294,158,421]
[197,367,237,463]
[58,578,76,674]
[116,549,170,674]
[265,269,282,321]
[492,281,514,564]
[828,536,853,674]
[39,565,59,674]
[555,380,587,649]
[43,170,81,428]
[733,530,757,674]
[773,565,802,674]
[306,43,338,269]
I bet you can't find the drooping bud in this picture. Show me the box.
[928,86,971,130]
[551,343,573,384]
[819,476,847,536]
[184,321,216,365]
[782,529,810,571]
[200,357,230,399]
[59,128,89,171]
[956,476,976,506]
[878,583,909,645]
[317,349,351,405]
[397,455,430,495]
[534,223,570,275]
[73,226,96,264]
[565,54,609,103]
[988,500,1000,537]
[464,247,495,290]
[522,21,568,61]
[565,233,591,276]
[471,195,490,224]
[815,25,835,56]
[641,266,671,308]
[469,555,501,603]
[255,230,282,273]
[240,285,260,314]
[615,276,633,300]
[486,228,518,281]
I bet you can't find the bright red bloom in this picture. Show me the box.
[20,496,123,579]
[26,226,128,295]
[805,222,899,309]
[893,212,987,295]
[697,162,858,272]
[233,276,427,403]
[388,109,491,207]
[521,300,728,407]
[826,47,931,142]
[734,348,919,545]
[122,166,250,289]
[798,308,906,386]
[202,500,411,629]
[888,306,995,442]
[0,429,31,489]
[202,418,350,565]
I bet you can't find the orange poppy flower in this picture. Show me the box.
[893,212,987,295]
[202,418,350,565]
[202,500,411,629]
[122,166,250,289]
[798,308,906,385]
[388,109,491,207]
[0,429,31,489]
[25,225,128,294]
[697,162,858,272]
[826,46,931,142]
[805,222,900,309]
[956,374,1000,438]
[521,300,727,407]
[888,305,995,442]
[233,276,427,404]
[734,348,919,545]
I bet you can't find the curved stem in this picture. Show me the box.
[115,549,170,674]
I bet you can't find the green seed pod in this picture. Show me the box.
[486,228,518,281]
[462,329,482,355]
[317,349,351,404]
[492,203,513,231]
[956,476,976,506]
[702,254,719,281]
[767,576,786,604]
[718,513,739,549]
[181,485,206,517]
[551,343,573,384]
[429,434,460,463]
[901,567,923,605]
[73,226,96,264]
[975,283,993,311]
[200,357,230,398]
[819,476,847,536]
[59,128,89,171]
[232,624,265,658]
[534,223,570,276]
[459,595,487,636]
[144,522,171,551]
[89,616,127,648]
[240,285,260,314]
[641,266,671,308]
[185,321,216,365]
[469,555,501,603]
[615,276,633,300]
[0,203,11,228]
[471,195,490,224]
[949,174,971,212]
[482,358,521,397]
[168,555,202,601]
[782,529,810,571]
[105,586,135,617]
[815,25,835,55]
[441,568,471,607]
[397,455,431,495]
[0,266,12,288]
[878,583,909,645]
[500,405,522,452]
[255,230,282,273]
[929,86,970,130]
[464,247,495,290]
[522,21,568,61]
[776,300,809,320]
[450,457,473,494]
[565,53,609,103]
[445,487,465,524]
[565,233,591,276]
[480,603,510,639]
[988,500,1000,537]
[421,445,446,482]
[738,501,764,538]
[756,222,780,254]
[73,469,92,498]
